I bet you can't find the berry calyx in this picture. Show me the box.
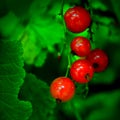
[71,36,91,57]
[87,49,108,72]
[64,6,91,33]
[50,77,75,102]
[70,59,94,83]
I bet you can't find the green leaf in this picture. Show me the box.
[21,29,48,67]
[110,0,120,22]
[91,68,116,84]
[19,73,56,120]
[85,90,120,120]
[0,12,19,37]
[61,90,120,120]
[29,0,51,16]
[21,14,64,67]
[29,18,64,49]
[0,40,32,120]
[21,29,40,65]
[4,0,33,17]
[34,51,47,67]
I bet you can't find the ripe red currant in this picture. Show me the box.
[87,49,108,72]
[64,6,91,33]
[50,77,75,102]
[70,59,94,83]
[71,36,91,57]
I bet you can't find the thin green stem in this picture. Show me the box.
[59,0,71,77]
[65,50,71,77]
[58,0,66,57]
[87,0,94,42]
[83,83,89,98]
[59,0,64,16]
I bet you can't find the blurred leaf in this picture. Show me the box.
[92,18,113,48]
[0,1,9,17]
[61,90,120,120]
[4,0,33,17]
[29,0,51,16]
[21,10,65,67]
[0,40,32,120]
[21,29,40,65]
[34,51,47,67]
[111,0,120,22]
[91,0,108,11]
[30,18,64,48]
[85,90,120,120]
[91,68,116,84]
[19,73,56,120]
[0,12,19,37]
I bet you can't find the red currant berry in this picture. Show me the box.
[50,77,75,102]
[64,6,91,33]
[87,49,108,72]
[70,59,94,83]
[71,36,91,57]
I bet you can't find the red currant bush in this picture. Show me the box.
[70,59,94,83]
[87,49,108,72]
[50,77,75,102]
[71,36,91,57]
[64,6,91,33]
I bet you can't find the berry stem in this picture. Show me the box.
[58,0,67,57]
[87,0,94,42]
[65,51,71,77]
[81,0,89,7]
[59,0,64,16]
[85,73,90,81]
[56,98,62,103]
[59,0,72,77]
[83,83,89,98]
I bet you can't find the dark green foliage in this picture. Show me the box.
[0,0,120,120]
[0,40,32,120]
[19,73,56,120]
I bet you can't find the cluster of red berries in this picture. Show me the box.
[50,6,108,102]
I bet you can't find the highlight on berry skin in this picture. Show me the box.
[50,77,75,102]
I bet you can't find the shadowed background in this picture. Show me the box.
[0,0,120,120]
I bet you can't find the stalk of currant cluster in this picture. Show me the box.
[50,0,109,103]
[50,4,92,102]
[57,0,72,77]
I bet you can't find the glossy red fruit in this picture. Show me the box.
[71,36,91,57]
[50,77,75,102]
[64,6,91,33]
[70,59,94,83]
[87,49,108,72]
